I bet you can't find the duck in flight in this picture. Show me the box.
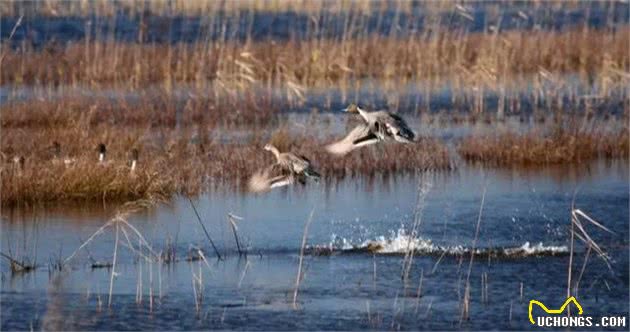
[248,144,320,193]
[326,103,416,155]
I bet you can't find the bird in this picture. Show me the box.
[129,148,139,172]
[326,103,416,155]
[12,155,25,175]
[248,144,320,193]
[248,163,296,193]
[264,144,321,180]
[51,141,76,167]
[97,143,107,163]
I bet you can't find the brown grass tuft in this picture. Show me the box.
[458,123,629,166]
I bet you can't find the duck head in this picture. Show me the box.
[342,103,362,114]
[98,143,107,154]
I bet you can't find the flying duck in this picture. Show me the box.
[248,144,320,193]
[326,103,416,155]
[264,144,320,179]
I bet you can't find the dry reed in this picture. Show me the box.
[0,0,408,17]
[293,209,315,309]
[3,29,627,89]
[1,123,452,206]
[461,184,486,324]
[458,123,629,166]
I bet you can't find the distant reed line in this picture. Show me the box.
[1,1,611,18]
[0,0,417,17]
[2,28,628,89]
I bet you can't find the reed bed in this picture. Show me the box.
[0,0,412,17]
[4,114,627,206]
[458,122,629,166]
[0,124,452,207]
[3,28,628,89]
[1,94,280,128]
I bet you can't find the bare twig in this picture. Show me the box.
[64,220,113,265]
[0,15,23,64]
[431,250,447,274]
[293,209,315,309]
[108,222,120,308]
[188,197,222,260]
[238,260,251,289]
[574,244,592,297]
[461,184,487,323]
[402,174,432,282]
[228,213,245,256]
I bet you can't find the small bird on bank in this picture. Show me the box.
[129,148,139,172]
[248,143,320,193]
[12,155,25,175]
[52,141,76,167]
[326,103,416,155]
[98,143,107,163]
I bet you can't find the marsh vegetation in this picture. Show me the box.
[1,1,629,330]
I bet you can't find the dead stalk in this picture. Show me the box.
[188,197,222,260]
[108,222,120,308]
[228,213,245,256]
[402,173,432,286]
[293,209,315,309]
[414,268,424,314]
[461,183,487,323]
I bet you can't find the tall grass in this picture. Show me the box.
[0,0,401,17]
[3,29,628,90]
[458,120,629,165]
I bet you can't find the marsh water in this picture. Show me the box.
[2,159,628,330]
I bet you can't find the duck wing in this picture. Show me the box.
[379,112,416,143]
[293,154,320,180]
[326,124,380,156]
[284,153,311,173]
[248,163,294,193]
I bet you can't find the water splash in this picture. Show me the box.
[309,228,568,258]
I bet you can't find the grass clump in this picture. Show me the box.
[458,122,629,166]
